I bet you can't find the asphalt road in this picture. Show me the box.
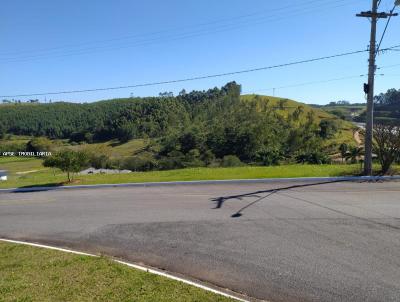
[1,180,400,302]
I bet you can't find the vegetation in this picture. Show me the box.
[26,136,54,153]
[373,124,400,174]
[339,143,348,163]
[2,156,396,189]
[0,242,232,302]
[2,83,399,184]
[345,146,364,166]
[0,83,356,173]
[43,150,90,182]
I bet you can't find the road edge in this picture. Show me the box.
[0,175,400,193]
[0,238,251,302]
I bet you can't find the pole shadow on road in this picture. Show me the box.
[211,181,344,218]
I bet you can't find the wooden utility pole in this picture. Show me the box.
[357,1,398,175]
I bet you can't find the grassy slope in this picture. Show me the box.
[241,95,357,147]
[0,156,44,174]
[0,135,33,149]
[0,242,232,302]
[64,139,149,158]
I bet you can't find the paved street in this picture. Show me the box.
[1,180,400,302]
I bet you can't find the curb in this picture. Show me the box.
[0,238,250,302]
[1,175,400,193]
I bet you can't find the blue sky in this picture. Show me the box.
[0,0,399,104]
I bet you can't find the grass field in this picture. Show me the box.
[0,242,233,302]
[1,156,394,189]
[64,139,150,159]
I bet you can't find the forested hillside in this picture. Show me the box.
[0,96,189,141]
[0,82,355,168]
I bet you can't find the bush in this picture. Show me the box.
[89,154,110,169]
[221,155,244,167]
[122,156,158,172]
[182,149,205,168]
[319,120,338,139]
[255,150,282,166]
[295,151,331,164]
[373,124,400,174]
[201,149,216,166]
[157,151,186,170]
[0,123,5,139]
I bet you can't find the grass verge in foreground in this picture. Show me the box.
[0,242,233,302]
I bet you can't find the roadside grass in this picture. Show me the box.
[0,242,233,302]
[1,156,398,189]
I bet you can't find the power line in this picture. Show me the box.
[1,45,398,99]
[0,48,377,98]
[244,74,370,94]
[378,62,400,69]
[0,0,353,58]
[0,0,363,63]
[376,5,398,55]
[244,70,394,95]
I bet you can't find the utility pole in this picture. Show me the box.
[357,0,398,175]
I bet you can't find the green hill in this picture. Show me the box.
[0,83,360,171]
[241,94,357,147]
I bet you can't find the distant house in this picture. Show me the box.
[0,170,8,181]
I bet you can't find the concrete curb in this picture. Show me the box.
[0,238,250,302]
[1,175,399,193]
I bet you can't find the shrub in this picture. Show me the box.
[182,149,205,168]
[221,155,244,167]
[89,154,110,169]
[122,156,158,172]
[319,120,338,139]
[295,151,331,164]
[0,123,5,139]
[373,124,400,174]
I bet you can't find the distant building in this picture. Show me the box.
[0,170,7,181]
